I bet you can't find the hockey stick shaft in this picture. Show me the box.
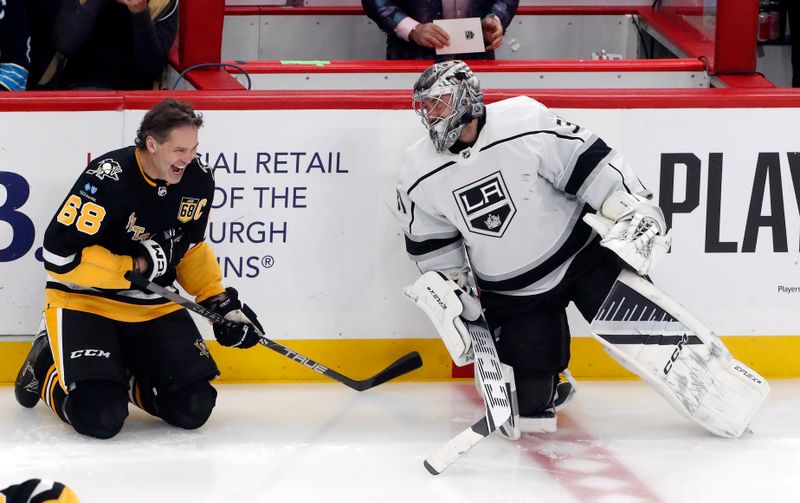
[126,273,422,391]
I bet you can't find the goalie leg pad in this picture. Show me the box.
[591,270,770,438]
[403,271,479,366]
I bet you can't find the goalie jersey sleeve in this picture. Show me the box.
[396,96,648,296]
[396,156,468,277]
[42,147,223,322]
[527,97,650,206]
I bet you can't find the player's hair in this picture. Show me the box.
[135,99,204,148]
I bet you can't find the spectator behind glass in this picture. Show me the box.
[789,2,799,87]
[25,0,62,90]
[362,0,517,60]
[51,0,178,90]
[0,0,30,91]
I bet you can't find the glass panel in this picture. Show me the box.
[659,0,717,41]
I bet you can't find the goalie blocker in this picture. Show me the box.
[402,271,482,366]
[591,270,770,438]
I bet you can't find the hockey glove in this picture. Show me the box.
[135,228,186,281]
[200,287,263,349]
[583,191,672,276]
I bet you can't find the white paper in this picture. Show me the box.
[433,18,486,55]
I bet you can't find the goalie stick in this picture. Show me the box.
[424,415,491,475]
[424,318,514,475]
[127,272,423,392]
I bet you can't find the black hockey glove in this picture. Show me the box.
[135,228,186,281]
[200,287,263,349]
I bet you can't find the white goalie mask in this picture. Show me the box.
[412,60,485,153]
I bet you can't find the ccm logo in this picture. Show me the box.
[70,349,111,359]
[663,333,689,375]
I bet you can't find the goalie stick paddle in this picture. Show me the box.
[126,272,423,391]
[424,318,513,475]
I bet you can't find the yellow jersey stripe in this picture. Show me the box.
[47,245,133,290]
[45,289,183,323]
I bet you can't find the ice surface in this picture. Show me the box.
[1,380,798,503]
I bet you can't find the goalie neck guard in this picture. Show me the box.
[412,60,485,153]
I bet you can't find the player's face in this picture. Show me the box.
[421,94,456,125]
[150,125,199,184]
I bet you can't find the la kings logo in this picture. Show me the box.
[453,172,516,237]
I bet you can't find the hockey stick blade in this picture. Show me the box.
[424,416,491,475]
[126,272,423,391]
[348,351,423,391]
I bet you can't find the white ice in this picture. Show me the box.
[1,380,799,503]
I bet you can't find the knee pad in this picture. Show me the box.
[64,380,129,439]
[516,374,558,416]
[156,380,217,430]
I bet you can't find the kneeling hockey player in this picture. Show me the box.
[15,99,263,439]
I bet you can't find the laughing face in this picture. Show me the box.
[146,125,199,184]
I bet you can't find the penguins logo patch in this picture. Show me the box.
[86,159,122,181]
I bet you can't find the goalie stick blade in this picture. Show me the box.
[423,416,491,475]
[423,460,442,476]
[349,351,423,391]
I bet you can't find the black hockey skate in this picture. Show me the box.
[554,369,577,412]
[14,328,51,408]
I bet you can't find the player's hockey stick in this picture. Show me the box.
[126,272,423,391]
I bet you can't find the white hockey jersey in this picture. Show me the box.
[395,96,649,296]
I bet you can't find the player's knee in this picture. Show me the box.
[157,380,217,430]
[516,374,558,416]
[64,380,129,439]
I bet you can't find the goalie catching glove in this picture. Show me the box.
[200,287,263,349]
[583,191,672,276]
[403,271,482,366]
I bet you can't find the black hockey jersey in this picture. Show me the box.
[0,478,79,503]
[396,96,649,296]
[42,146,224,322]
